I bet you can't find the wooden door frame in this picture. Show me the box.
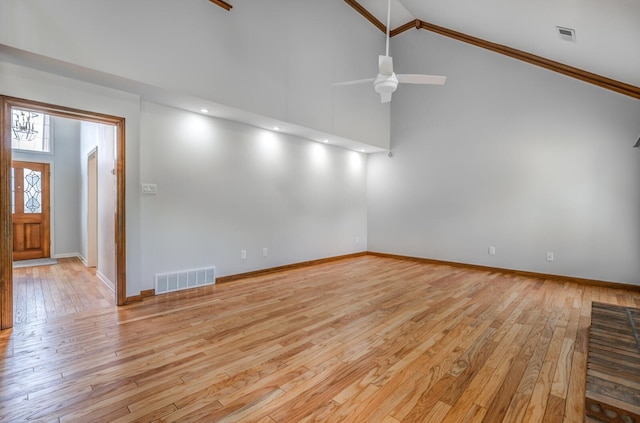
[1,96,127,330]
[87,149,98,268]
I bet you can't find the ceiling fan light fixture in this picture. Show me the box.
[374,74,398,95]
[332,0,446,104]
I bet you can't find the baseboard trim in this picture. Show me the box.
[78,254,89,267]
[124,253,367,301]
[96,270,115,293]
[123,250,638,302]
[125,295,142,304]
[216,252,368,284]
[366,251,640,292]
[125,289,155,304]
[141,289,155,298]
[53,252,82,259]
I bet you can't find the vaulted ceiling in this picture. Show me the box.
[213,0,640,99]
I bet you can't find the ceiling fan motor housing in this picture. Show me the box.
[374,73,399,95]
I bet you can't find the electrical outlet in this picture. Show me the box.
[546,252,554,262]
[488,246,496,255]
[241,250,247,260]
[263,248,268,257]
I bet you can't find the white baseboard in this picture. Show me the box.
[54,252,82,259]
[50,252,113,291]
[96,270,115,292]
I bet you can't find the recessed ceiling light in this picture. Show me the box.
[273,126,280,131]
[360,149,366,152]
[323,139,329,143]
[200,108,209,113]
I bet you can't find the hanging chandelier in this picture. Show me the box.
[12,109,39,141]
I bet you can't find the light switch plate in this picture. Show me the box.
[142,183,157,194]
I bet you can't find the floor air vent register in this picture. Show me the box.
[155,267,216,294]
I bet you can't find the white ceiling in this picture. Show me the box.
[2,0,635,153]
[358,0,640,88]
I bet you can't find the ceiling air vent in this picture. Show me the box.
[556,26,576,42]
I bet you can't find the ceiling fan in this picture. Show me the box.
[334,0,446,103]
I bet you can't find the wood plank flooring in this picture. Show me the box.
[585,302,640,422]
[12,257,115,325]
[1,255,639,422]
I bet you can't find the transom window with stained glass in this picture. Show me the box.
[11,108,52,153]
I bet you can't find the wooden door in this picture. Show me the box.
[12,161,50,261]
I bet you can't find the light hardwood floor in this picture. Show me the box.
[1,255,639,422]
[12,257,115,324]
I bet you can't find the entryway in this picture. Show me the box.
[0,96,127,330]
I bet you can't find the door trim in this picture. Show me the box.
[1,96,127,330]
[87,149,98,268]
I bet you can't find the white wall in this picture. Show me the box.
[0,0,390,149]
[140,102,367,286]
[1,61,368,297]
[12,116,81,257]
[368,30,640,285]
[80,122,116,287]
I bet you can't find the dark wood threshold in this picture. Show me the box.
[367,251,640,292]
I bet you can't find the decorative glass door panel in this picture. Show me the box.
[11,161,50,261]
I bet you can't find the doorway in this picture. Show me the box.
[0,96,127,330]
[11,161,51,261]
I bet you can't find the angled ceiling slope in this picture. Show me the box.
[346,0,640,99]
[210,0,640,99]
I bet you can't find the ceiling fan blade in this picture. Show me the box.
[332,78,375,87]
[379,55,394,76]
[380,91,392,103]
[397,74,447,85]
